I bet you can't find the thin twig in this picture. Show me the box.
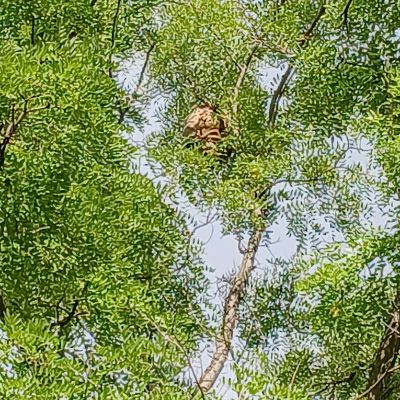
[341,0,355,32]
[0,295,5,320]
[111,0,122,50]
[189,210,218,239]
[355,365,400,399]
[145,317,207,400]
[235,232,248,255]
[0,99,49,169]
[289,359,303,389]
[313,372,357,397]
[135,43,156,95]
[232,40,261,134]
[118,42,156,124]
[268,65,293,128]
[109,0,122,78]
[302,6,326,41]
[31,15,35,45]
[268,4,326,128]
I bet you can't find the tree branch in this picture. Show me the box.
[198,228,264,392]
[268,65,293,128]
[31,15,35,45]
[109,0,122,78]
[144,317,207,400]
[197,3,327,394]
[0,294,6,321]
[341,0,355,32]
[188,210,218,239]
[231,41,261,135]
[357,291,400,399]
[268,4,326,128]
[313,372,357,397]
[303,5,326,41]
[111,0,122,51]
[0,98,49,169]
[50,282,89,329]
[194,33,265,394]
[118,42,156,124]
[135,43,156,95]
[356,366,400,399]
[51,300,80,328]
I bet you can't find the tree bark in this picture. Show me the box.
[363,291,400,399]
[198,228,264,392]
[0,294,5,320]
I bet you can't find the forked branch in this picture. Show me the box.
[50,282,89,329]
[0,97,49,169]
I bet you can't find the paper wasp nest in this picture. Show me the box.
[182,104,226,154]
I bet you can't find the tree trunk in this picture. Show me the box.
[198,228,264,392]
[363,291,400,399]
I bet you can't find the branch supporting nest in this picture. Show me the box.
[198,228,264,392]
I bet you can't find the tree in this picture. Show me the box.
[3,0,400,399]
[220,1,400,399]
[147,0,400,397]
[0,1,207,398]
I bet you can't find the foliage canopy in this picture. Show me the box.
[1,0,400,399]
